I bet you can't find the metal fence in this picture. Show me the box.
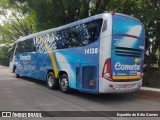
[142,68,160,88]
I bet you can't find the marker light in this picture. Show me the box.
[111,11,115,15]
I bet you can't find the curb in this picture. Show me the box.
[141,87,160,92]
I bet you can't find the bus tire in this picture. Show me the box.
[59,74,70,93]
[13,66,16,73]
[15,73,20,78]
[47,72,58,90]
[15,67,20,78]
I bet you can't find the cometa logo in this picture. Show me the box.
[135,58,141,63]
[115,62,140,71]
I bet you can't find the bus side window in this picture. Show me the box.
[45,19,103,50]
[67,27,79,48]
[87,19,102,43]
[15,42,22,55]
[55,31,61,49]
[28,38,36,52]
[9,43,16,58]
[34,37,46,52]
[52,34,58,50]
[23,40,30,52]
[8,48,13,61]
[80,19,102,46]
[32,38,37,51]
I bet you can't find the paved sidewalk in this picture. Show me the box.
[141,87,160,92]
[129,87,160,102]
[0,65,8,68]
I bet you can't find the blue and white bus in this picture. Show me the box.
[10,12,145,93]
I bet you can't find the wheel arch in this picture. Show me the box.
[58,71,68,83]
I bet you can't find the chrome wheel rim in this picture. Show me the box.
[61,78,68,91]
[48,75,54,87]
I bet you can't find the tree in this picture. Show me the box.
[0,0,33,61]
[133,0,160,71]
[0,0,33,39]
[12,0,110,31]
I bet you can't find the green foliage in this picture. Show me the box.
[13,0,110,31]
[0,0,33,60]
[24,0,92,31]
[0,0,33,39]
[0,45,10,59]
[133,0,160,69]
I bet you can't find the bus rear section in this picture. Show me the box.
[100,13,145,93]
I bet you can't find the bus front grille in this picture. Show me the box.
[115,47,141,57]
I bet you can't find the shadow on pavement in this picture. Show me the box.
[18,76,136,103]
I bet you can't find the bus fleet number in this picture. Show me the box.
[85,48,98,54]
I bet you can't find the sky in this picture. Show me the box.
[0,15,6,24]
[0,10,12,25]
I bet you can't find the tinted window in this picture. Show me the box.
[15,42,22,54]
[8,43,16,60]
[23,40,30,52]
[15,39,36,54]
[35,37,47,52]
[37,19,103,50]
[56,19,103,49]
[16,19,103,53]
[32,38,37,51]
[27,39,36,52]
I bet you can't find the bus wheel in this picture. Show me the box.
[47,72,58,90]
[15,73,20,78]
[13,66,16,73]
[15,67,20,78]
[59,74,70,93]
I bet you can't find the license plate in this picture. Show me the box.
[124,84,131,88]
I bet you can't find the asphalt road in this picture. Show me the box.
[0,65,160,120]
